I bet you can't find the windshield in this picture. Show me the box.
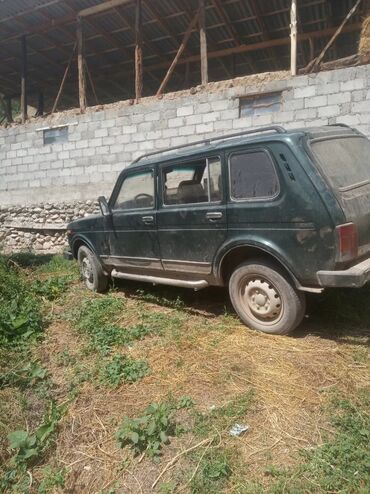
[310,136,370,190]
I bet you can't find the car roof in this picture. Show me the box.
[127,125,360,170]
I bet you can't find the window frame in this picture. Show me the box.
[110,167,156,212]
[160,155,223,209]
[228,147,280,203]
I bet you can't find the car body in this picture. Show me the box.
[66,124,370,334]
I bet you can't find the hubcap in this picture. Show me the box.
[242,278,282,322]
[81,256,93,284]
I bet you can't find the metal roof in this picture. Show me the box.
[0,0,367,113]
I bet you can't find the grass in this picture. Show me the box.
[0,252,369,493]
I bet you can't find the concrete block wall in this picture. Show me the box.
[1,64,369,207]
[0,64,369,253]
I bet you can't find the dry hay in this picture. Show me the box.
[31,289,370,493]
[359,12,370,56]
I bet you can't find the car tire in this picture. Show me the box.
[77,245,109,293]
[229,260,306,335]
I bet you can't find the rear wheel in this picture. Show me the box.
[229,260,306,335]
[77,245,109,293]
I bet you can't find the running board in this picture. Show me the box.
[111,269,209,291]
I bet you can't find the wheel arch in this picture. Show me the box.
[71,235,97,259]
[216,243,301,289]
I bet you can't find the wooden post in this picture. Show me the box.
[52,42,76,114]
[20,35,28,123]
[157,11,199,96]
[76,16,87,112]
[199,0,208,85]
[135,0,143,101]
[290,0,297,76]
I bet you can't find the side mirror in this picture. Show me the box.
[98,196,111,217]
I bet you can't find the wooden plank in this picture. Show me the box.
[157,11,200,96]
[52,42,76,113]
[20,35,28,123]
[199,0,208,85]
[290,0,297,75]
[308,0,362,72]
[148,21,361,72]
[135,0,143,100]
[76,17,87,112]
[79,0,133,18]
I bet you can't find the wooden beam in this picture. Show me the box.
[52,42,76,113]
[36,91,44,116]
[199,0,208,85]
[5,97,13,123]
[308,0,362,72]
[79,0,133,18]
[157,11,200,96]
[20,35,28,123]
[76,17,87,112]
[291,0,298,75]
[135,0,143,100]
[149,21,361,72]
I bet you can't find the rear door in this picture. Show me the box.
[157,154,227,276]
[310,135,370,258]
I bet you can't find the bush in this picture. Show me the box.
[0,257,43,346]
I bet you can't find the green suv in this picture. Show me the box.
[66,124,370,335]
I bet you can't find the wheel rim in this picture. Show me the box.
[81,256,94,287]
[239,276,283,326]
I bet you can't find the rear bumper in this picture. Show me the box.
[63,250,74,261]
[317,258,370,288]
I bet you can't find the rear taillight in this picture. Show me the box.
[336,223,358,263]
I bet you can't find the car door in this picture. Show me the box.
[157,154,227,276]
[104,166,162,272]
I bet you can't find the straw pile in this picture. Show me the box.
[359,13,370,56]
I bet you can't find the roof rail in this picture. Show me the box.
[131,125,286,165]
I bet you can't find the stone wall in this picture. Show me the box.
[1,64,370,254]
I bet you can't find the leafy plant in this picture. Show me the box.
[38,466,67,494]
[32,275,72,301]
[191,450,232,493]
[117,402,176,459]
[0,256,43,346]
[99,354,150,388]
[0,359,48,389]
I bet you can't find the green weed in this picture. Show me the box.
[99,354,150,387]
[191,450,232,494]
[37,466,67,494]
[32,275,73,301]
[117,401,176,459]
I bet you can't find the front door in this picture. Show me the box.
[157,155,227,277]
[104,167,162,272]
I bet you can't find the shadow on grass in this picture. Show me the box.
[6,252,54,267]
[112,278,370,346]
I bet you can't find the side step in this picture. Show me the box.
[111,269,209,291]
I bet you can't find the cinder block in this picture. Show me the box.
[305,95,327,108]
[294,86,316,99]
[328,92,351,105]
[318,105,340,118]
[177,106,193,117]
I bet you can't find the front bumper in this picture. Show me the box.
[317,258,370,288]
[63,250,74,261]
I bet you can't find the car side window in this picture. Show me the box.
[229,150,279,201]
[162,157,222,206]
[113,170,154,210]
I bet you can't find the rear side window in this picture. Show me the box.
[229,150,279,200]
[162,157,222,205]
[311,136,370,190]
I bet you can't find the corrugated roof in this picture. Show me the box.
[0,0,366,112]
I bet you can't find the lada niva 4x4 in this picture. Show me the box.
[66,124,370,335]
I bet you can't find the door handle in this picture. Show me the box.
[142,215,154,224]
[206,211,223,220]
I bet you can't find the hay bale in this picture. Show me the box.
[359,14,370,56]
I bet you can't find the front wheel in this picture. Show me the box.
[229,260,306,335]
[77,245,109,293]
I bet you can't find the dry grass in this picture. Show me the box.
[24,279,369,493]
[359,13,370,56]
